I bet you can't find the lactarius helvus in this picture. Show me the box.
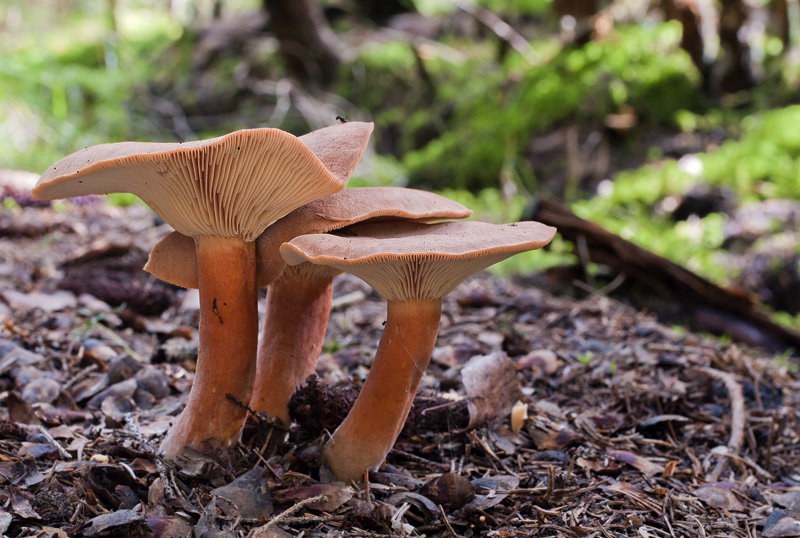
[280,220,557,482]
[145,187,472,424]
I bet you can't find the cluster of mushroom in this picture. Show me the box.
[32,123,556,483]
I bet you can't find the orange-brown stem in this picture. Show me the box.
[322,298,442,482]
[161,235,258,458]
[250,271,334,423]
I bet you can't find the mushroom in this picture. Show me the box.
[31,127,356,458]
[279,220,557,481]
[142,120,376,289]
[145,187,473,423]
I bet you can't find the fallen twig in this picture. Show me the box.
[698,367,745,481]
[36,425,71,460]
[247,494,327,537]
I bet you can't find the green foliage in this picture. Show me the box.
[342,22,703,192]
[0,2,184,173]
[570,105,800,287]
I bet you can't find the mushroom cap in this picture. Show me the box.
[32,128,350,242]
[297,122,374,184]
[280,220,557,301]
[144,187,472,288]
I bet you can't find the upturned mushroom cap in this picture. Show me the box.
[32,128,349,242]
[297,121,374,183]
[280,220,557,301]
[144,187,473,288]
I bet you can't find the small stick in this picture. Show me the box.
[36,425,71,460]
[91,322,148,363]
[439,504,460,538]
[125,414,157,454]
[63,364,98,389]
[247,494,327,536]
[698,367,745,482]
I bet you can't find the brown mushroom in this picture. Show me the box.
[32,128,348,458]
[280,220,557,481]
[146,187,473,423]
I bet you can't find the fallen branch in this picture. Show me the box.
[527,198,800,353]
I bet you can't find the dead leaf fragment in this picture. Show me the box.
[460,474,520,514]
[462,351,521,428]
[608,449,664,475]
[0,509,12,535]
[146,515,195,538]
[576,456,622,475]
[764,510,800,537]
[1,289,76,313]
[272,482,353,512]
[196,498,237,538]
[83,510,144,537]
[774,491,800,512]
[250,527,294,538]
[210,467,273,520]
[384,491,439,520]
[6,391,39,425]
[9,488,40,519]
[694,484,746,511]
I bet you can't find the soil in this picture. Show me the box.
[0,196,799,537]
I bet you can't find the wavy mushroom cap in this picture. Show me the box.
[297,122,374,183]
[280,220,557,301]
[144,187,472,288]
[33,128,347,242]
[255,187,473,285]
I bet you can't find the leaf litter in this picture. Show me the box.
[0,195,798,536]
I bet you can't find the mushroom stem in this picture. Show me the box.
[161,235,258,458]
[250,271,335,423]
[322,298,442,481]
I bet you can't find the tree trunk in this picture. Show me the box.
[718,0,756,93]
[263,0,341,88]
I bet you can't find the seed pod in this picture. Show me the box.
[419,472,475,510]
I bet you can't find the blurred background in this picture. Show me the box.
[2,0,800,333]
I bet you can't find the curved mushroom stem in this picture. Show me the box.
[161,235,258,458]
[322,298,442,482]
[249,270,335,423]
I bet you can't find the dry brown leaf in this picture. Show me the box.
[1,290,77,313]
[576,457,623,475]
[694,484,746,511]
[461,351,521,429]
[272,483,354,512]
[763,511,800,537]
[774,491,800,511]
[608,449,664,475]
[146,515,195,538]
[210,468,273,519]
[460,474,520,514]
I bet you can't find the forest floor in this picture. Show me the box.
[0,192,799,537]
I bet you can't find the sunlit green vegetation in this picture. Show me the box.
[572,106,800,285]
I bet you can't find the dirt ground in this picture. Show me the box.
[0,195,799,537]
